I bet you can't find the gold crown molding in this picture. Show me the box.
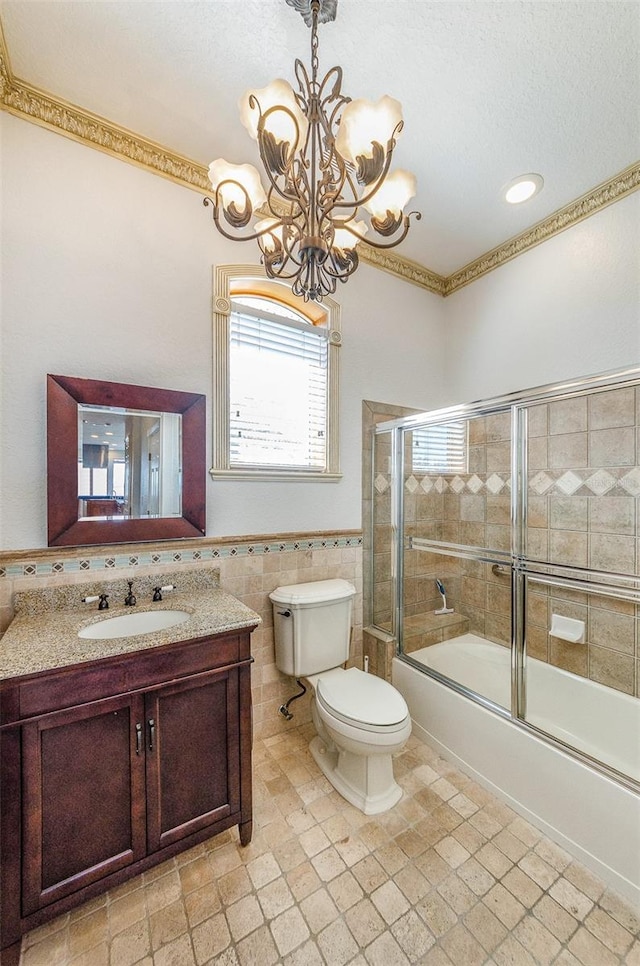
[359,245,447,297]
[444,162,640,296]
[1,22,638,299]
[0,26,209,194]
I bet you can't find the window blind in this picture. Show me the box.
[229,300,329,470]
[412,420,468,474]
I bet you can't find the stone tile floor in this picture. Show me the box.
[19,724,640,965]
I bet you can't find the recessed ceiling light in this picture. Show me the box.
[504,173,544,204]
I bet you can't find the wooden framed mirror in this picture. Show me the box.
[47,375,206,546]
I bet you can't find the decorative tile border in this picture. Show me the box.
[386,467,640,498]
[0,534,362,580]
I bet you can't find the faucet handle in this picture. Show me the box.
[98,594,109,610]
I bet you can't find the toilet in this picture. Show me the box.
[270,578,411,814]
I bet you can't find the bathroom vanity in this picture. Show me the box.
[0,576,260,964]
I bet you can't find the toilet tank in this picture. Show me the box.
[270,579,356,677]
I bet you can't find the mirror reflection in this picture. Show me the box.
[78,405,182,520]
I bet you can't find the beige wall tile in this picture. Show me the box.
[548,639,587,676]
[468,416,487,445]
[590,497,635,535]
[589,428,636,467]
[486,441,511,472]
[487,496,511,526]
[527,591,548,627]
[589,533,635,574]
[549,530,588,568]
[549,497,588,532]
[588,387,636,430]
[485,412,511,442]
[526,624,549,662]
[486,583,510,618]
[528,405,548,438]
[549,397,587,436]
[548,433,588,469]
[486,525,510,553]
[528,437,548,470]
[589,645,634,695]
[468,445,487,474]
[589,607,635,655]
[460,495,486,524]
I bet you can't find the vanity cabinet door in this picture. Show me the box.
[145,667,240,853]
[21,693,147,915]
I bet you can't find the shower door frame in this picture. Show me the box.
[373,365,640,794]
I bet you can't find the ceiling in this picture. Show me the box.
[2,0,639,276]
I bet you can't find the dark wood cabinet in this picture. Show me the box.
[145,667,241,853]
[0,627,256,963]
[21,692,147,916]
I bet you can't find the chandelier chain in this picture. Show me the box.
[310,1,320,83]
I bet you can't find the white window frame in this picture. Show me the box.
[210,264,342,481]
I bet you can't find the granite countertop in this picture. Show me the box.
[0,569,261,680]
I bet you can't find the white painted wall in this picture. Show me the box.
[442,192,640,406]
[0,115,447,550]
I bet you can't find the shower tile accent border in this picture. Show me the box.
[0,532,363,580]
[393,467,640,498]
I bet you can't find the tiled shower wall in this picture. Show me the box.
[368,385,640,698]
[0,533,363,738]
[525,387,639,696]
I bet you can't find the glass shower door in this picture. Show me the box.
[520,387,640,785]
[398,410,513,712]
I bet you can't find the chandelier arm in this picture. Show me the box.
[329,123,403,211]
[358,211,422,250]
[325,218,368,245]
[264,174,308,228]
[316,65,344,105]
[323,249,360,282]
[256,103,306,186]
[203,196,289,244]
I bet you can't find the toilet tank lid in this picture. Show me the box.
[269,578,356,606]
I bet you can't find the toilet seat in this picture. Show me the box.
[315,667,409,735]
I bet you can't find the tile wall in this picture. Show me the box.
[0,532,363,739]
[525,387,639,696]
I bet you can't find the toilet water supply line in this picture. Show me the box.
[435,578,454,615]
[278,679,307,720]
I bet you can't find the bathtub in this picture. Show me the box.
[393,634,640,909]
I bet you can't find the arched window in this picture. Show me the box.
[211,266,341,481]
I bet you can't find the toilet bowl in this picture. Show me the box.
[307,667,412,814]
[270,578,411,814]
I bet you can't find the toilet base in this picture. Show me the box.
[309,735,403,815]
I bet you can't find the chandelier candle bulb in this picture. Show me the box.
[204,0,420,301]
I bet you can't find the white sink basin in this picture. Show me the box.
[78,610,191,640]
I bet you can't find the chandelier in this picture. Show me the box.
[204,0,420,302]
